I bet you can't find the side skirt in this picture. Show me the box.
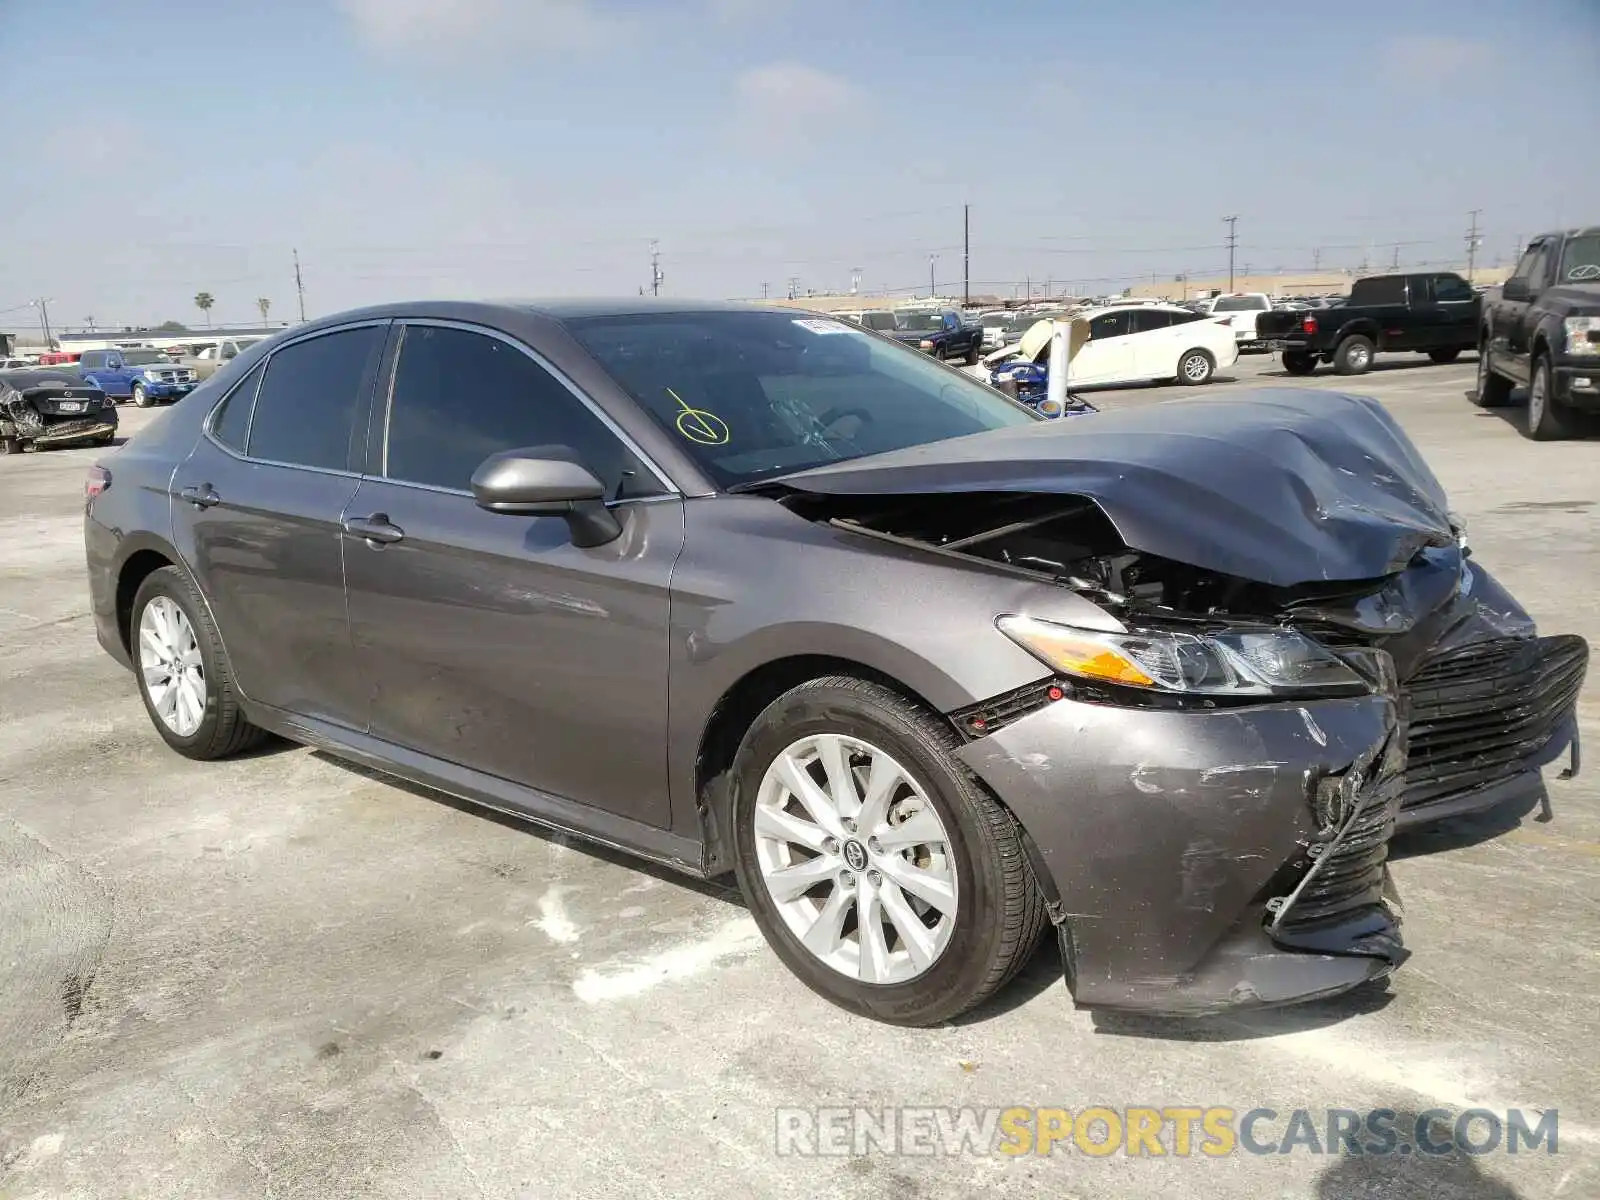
[242,700,712,880]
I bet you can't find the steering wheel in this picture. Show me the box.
[818,406,876,432]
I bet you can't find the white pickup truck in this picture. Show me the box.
[181,337,264,380]
[1196,293,1273,351]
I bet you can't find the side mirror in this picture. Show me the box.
[1501,278,1530,302]
[470,447,622,548]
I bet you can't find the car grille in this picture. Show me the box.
[1277,753,1401,929]
[151,369,195,383]
[1401,634,1588,813]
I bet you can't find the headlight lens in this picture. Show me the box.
[996,615,1368,698]
[1565,316,1600,356]
[142,368,163,380]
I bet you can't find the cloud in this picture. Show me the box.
[339,0,617,56]
[730,62,862,152]
[1381,35,1490,82]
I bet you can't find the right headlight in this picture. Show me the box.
[996,615,1369,699]
[1563,316,1600,356]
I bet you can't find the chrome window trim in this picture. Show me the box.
[200,319,389,479]
[380,317,678,499]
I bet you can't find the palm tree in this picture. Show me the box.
[194,292,215,327]
[256,297,271,324]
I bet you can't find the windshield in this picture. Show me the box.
[1213,296,1265,312]
[859,311,898,331]
[895,311,945,332]
[564,309,1038,489]
[1559,235,1600,282]
[123,350,166,365]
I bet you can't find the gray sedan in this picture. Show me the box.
[84,300,1587,1024]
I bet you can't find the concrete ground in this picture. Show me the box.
[1,354,1596,1199]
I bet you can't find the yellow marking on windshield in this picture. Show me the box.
[666,386,730,446]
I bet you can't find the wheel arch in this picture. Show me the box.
[1335,318,1379,344]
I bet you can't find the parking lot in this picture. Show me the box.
[1,354,1596,1199]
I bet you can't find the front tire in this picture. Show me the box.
[964,344,981,366]
[1428,348,1461,364]
[1177,349,1215,385]
[1472,346,1514,407]
[1526,355,1572,441]
[731,677,1047,1026]
[131,566,268,760]
[131,382,152,408]
[1333,335,1375,375]
[1282,350,1317,376]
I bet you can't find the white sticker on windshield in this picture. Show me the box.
[792,319,850,335]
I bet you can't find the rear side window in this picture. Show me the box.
[1349,277,1407,305]
[210,361,265,451]
[1130,309,1174,333]
[382,324,658,499]
[80,352,103,369]
[246,326,383,470]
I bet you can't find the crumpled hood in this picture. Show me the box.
[768,388,1456,588]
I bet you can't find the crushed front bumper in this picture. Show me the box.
[956,693,1409,1015]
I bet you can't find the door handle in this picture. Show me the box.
[342,513,405,546]
[180,483,220,509]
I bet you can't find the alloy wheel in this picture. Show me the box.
[139,597,207,736]
[753,733,958,985]
[1183,353,1210,382]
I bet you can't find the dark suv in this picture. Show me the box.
[84,301,1587,1024]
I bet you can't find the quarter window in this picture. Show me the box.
[210,361,265,451]
[246,326,383,471]
[1432,275,1474,303]
[382,324,658,498]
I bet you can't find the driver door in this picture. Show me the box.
[1069,311,1135,385]
[342,321,683,828]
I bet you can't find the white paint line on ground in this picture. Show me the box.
[531,886,580,944]
[572,916,762,1003]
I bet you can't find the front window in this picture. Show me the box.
[123,350,167,366]
[1558,234,1600,283]
[564,310,1038,489]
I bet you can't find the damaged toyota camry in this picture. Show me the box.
[84,302,1588,1025]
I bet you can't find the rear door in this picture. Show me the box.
[341,321,683,827]
[1126,308,1176,378]
[171,322,387,728]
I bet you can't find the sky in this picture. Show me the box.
[2,0,1597,332]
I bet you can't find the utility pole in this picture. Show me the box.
[31,298,54,349]
[1313,246,1323,272]
[1223,215,1239,291]
[649,240,663,296]
[962,203,970,306]
[1391,245,1401,271]
[928,253,938,300]
[293,249,307,322]
[787,276,800,300]
[850,266,862,295]
[1465,210,1482,283]
[761,281,769,300]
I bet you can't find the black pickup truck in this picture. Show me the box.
[1257,272,1480,376]
[1474,227,1600,440]
[887,309,986,364]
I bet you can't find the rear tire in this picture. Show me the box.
[1177,349,1215,385]
[1333,335,1375,375]
[131,566,269,760]
[1472,346,1514,407]
[964,344,981,366]
[1525,355,1572,441]
[1282,350,1317,376]
[1428,348,1461,364]
[731,676,1047,1026]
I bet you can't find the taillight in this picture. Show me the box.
[85,466,111,502]
[1302,316,1319,335]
